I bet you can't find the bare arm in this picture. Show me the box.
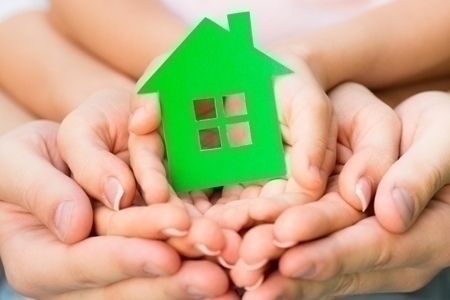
[0,11,133,121]
[50,0,187,79]
[0,90,35,135]
[284,0,450,90]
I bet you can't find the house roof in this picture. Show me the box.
[137,12,292,96]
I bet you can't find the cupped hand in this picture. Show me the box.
[0,198,236,300]
[243,183,450,300]
[229,82,401,290]
[0,120,92,243]
[58,88,140,211]
[129,50,337,206]
[243,90,450,299]
[375,91,450,232]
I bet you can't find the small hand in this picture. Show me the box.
[229,83,401,290]
[244,90,450,299]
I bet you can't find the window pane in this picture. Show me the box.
[223,93,247,116]
[194,98,216,120]
[199,127,221,150]
[227,122,252,147]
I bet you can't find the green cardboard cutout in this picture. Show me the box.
[138,12,292,192]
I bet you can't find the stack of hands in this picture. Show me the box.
[2,58,450,299]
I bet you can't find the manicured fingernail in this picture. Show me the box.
[194,243,221,256]
[242,258,268,271]
[244,276,264,291]
[356,177,372,212]
[104,177,124,211]
[162,228,188,237]
[54,200,74,241]
[218,256,235,269]
[273,239,297,249]
[392,188,414,227]
[143,262,169,277]
[186,286,212,298]
[292,264,317,279]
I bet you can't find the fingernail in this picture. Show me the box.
[356,177,372,212]
[194,243,221,256]
[104,177,124,211]
[218,256,235,269]
[130,107,146,129]
[273,239,297,249]
[292,264,317,279]
[162,228,188,237]
[392,188,414,227]
[309,165,322,184]
[143,262,169,277]
[54,200,74,241]
[187,286,212,298]
[244,276,264,291]
[242,258,268,271]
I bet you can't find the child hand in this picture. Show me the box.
[238,89,450,296]
[228,82,401,290]
[204,82,400,231]
[129,50,337,205]
[93,201,241,267]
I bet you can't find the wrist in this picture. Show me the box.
[274,37,343,92]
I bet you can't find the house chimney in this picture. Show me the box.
[227,12,253,46]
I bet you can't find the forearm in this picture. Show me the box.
[50,0,187,79]
[0,11,133,121]
[0,89,35,135]
[289,0,450,90]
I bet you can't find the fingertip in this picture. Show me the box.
[101,168,137,210]
[290,144,325,198]
[375,186,415,233]
[338,172,373,212]
[129,94,161,135]
[52,182,94,244]
[141,173,171,204]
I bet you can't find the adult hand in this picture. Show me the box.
[0,120,233,299]
[244,90,450,299]
[229,83,401,290]
[0,121,92,243]
[0,199,234,300]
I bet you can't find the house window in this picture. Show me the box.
[199,127,221,149]
[227,121,252,147]
[194,93,252,150]
[194,98,217,120]
[223,93,247,116]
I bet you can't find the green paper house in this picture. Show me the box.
[138,12,292,192]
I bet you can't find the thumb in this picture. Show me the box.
[0,121,92,243]
[375,91,450,233]
[129,55,167,135]
[58,89,137,211]
[330,83,401,212]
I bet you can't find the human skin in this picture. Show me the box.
[0,111,238,299]
[10,0,450,224]
[0,11,133,121]
[222,82,400,290]
[242,90,450,299]
[0,89,35,135]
